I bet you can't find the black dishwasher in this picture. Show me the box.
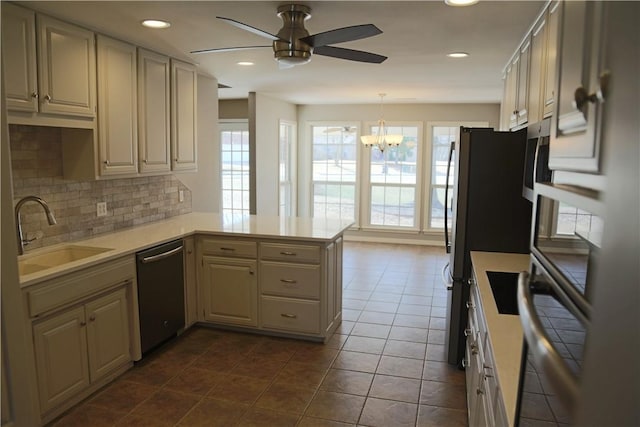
[136,239,185,355]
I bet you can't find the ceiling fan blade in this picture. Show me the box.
[190,45,271,55]
[300,24,382,47]
[313,45,387,64]
[217,16,284,41]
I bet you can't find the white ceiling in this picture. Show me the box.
[17,1,545,105]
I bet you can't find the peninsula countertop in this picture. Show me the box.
[18,213,354,287]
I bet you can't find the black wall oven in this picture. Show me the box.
[516,185,603,426]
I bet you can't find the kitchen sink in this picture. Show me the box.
[18,245,114,276]
[486,271,520,315]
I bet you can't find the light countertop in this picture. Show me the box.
[18,213,354,287]
[470,251,530,427]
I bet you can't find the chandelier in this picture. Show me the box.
[360,93,403,152]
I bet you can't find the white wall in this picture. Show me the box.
[251,92,297,216]
[296,103,500,218]
[175,74,219,212]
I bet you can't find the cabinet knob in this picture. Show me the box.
[464,328,472,337]
[44,94,51,102]
[80,321,87,326]
[104,160,110,165]
[89,314,96,322]
[476,387,484,395]
[31,92,39,99]
[573,71,609,111]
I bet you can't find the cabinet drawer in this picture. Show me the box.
[200,238,257,258]
[261,296,320,334]
[260,261,320,299]
[260,242,320,263]
[26,256,135,318]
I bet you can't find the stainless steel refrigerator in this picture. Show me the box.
[443,126,532,366]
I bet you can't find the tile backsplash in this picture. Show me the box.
[10,125,192,251]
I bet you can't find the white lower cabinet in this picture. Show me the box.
[24,256,135,424]
[201,256,258,327]
[33,288,129,413]
[464,274,507,427]
[196,235,343,341]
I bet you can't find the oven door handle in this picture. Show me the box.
[517,271,579,408]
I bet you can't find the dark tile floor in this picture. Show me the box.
[50,242,467,427]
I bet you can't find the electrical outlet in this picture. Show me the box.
[97,202,107,217]
[179,190,184,203]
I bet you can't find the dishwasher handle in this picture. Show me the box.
[141,245,183,264]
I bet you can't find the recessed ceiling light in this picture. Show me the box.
[444,0,479,6]
[447,52,470,58]
[237,61,255,66]
[141,19,171,29]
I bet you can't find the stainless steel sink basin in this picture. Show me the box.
[18,245,113,276]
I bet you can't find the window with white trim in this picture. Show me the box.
[426,122,488,230]
[279,120,296,217]
[364,124,420,229]
[220,122,250,217]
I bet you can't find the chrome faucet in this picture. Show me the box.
[15,196,57,255]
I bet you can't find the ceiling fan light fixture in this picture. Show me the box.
[141,19,171,29]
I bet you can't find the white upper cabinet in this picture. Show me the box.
[37,14,96,117]
[171,59,198,172]
[2,5,96,119]
[138,49,171,174]
[97,35,138,176]
[2,4,38,112]
[549,0,606,173]
[542,1,560,118]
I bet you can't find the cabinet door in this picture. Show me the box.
[33,306,90,413]
[1,4,38,112]
[543,1,561,118]
[37,15,96,117]
[97,35,138,176]
[516,38,531,126]
[85,288,130,382]
[527,14,547,126]
[201,256,257,326]
[138,49,171,174]
[171,59,198,171]
[506,59,519,129]
[550,1,606,172]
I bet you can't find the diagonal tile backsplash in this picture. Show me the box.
[10,125,192,251]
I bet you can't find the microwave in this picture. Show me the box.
[515,184,604,426]
[522,119,553,202]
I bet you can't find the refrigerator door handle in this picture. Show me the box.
[442,262,453,290]
[517,271,579,409]
[443,141,455,254]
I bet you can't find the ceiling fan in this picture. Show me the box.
[191,3,387,67]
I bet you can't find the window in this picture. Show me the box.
[426,122,488,230]
[220,122,250,217]
[279,120,296,217]
[311,125,357,223]
[365,124,420,228]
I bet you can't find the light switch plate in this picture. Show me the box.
[97,202,107,217]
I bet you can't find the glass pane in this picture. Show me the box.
[429,186,452,229]
[312,124,357,222]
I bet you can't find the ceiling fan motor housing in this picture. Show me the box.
[274,4,313,65]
